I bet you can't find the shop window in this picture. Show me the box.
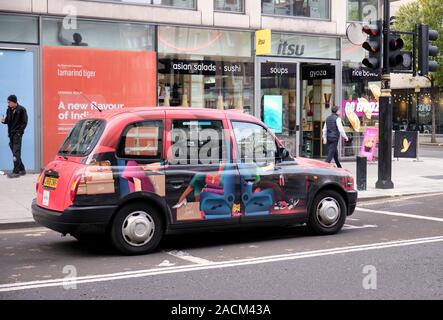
[342,40,381,158]
[41,18,157,165]
[158,58,254,113]
[42,18,155,51]
[347,0,378,23]
[118,121,163,160]
[262,0,330,20]
[300,63,336,159]
[215,0,244,12]
[260,62,298,156]
[0,14,38,44]
[158,27,254,113]
[86,0,196,9]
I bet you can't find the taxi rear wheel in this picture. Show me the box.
[307,190,347,235]
[109,202,164,255]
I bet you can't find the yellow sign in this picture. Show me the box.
[255,29,272,56]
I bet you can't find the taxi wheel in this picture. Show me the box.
[110,202,164,255]
[307,190,347,235]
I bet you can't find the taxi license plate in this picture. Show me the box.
[43,176,58,189]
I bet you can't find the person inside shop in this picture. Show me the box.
[1,95,28,178]
[322,105,348,168]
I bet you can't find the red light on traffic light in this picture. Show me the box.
[389,37,404,50]
[362,26,378,37]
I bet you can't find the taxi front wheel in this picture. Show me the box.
[307,190,347,235]
[109,202,164,255]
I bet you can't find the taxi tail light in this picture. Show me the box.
[70,175,81,203]
[70,172,84,203]
[345,176,355,191]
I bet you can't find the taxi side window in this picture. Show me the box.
[169,120,229,165]
[232,121,277,164]
[117,120,163,160]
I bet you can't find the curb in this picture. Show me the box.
[357,191,443,202]
[0,221,38,231]
[420,143,443,147]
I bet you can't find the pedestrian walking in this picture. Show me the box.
[1,95,28,178]
[322,105,348,168]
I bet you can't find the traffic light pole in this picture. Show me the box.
[376,0,394,189]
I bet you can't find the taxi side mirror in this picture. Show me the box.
[278,147,290,161]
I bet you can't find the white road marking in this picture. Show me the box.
[343,224,378,230]
[158,260,176,267]
[357,207,443,223]
[24,233,46,237]
[0,228,47,235]
[166,250,212,265]
[1,236,443,293]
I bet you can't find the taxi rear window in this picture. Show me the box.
[58,119,105,157]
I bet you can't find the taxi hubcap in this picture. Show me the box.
[122,211,155,247]
[316,197,341,228]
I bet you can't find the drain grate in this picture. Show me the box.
[422,175,443,180]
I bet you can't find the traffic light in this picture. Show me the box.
[388,34,405,68]
[418,24,439,76]
[361,20,382,70]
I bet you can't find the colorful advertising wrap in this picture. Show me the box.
[360,127,379,161]
[42,47,156,165]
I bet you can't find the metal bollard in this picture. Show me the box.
[356,156,367,191]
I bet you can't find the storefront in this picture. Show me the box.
[0,12,381,171]
[392,87,443,134]
[157,26,254,113]
[255,32,341,158]
[41,18,157,165]
[341,39,381,159]
[0,14,40,172]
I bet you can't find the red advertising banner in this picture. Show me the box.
[42,46,156,165]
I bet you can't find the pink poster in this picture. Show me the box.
[342,99,379,118]
[360,127,379,161]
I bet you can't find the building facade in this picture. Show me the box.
[0,0,385,172]
[389,0,443,136]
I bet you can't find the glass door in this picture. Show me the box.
[300,63,336,159]
[0,46,38,172]
[259,62,298,156]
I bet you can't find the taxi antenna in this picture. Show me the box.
[76,90,103,113]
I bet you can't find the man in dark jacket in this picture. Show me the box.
[1,95,28,178]
[322,105,349,168]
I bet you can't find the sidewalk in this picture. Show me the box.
[0,173,39,227]
[342,157,443,200]
[1,157,443,227]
